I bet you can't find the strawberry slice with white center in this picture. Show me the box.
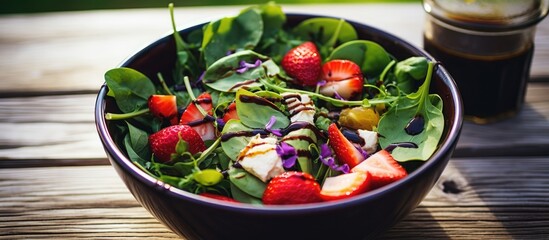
[148,95,178,125]
[351,149,408,190]
[319,59,364,100]
[327,123,365,168]
[320,171,371,201]
[179,92,216,141]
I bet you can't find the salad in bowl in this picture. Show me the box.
[102,2,446,206]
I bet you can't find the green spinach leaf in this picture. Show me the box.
[104,67,156,113]
[394,56,429,94]
[377,61,444,162]
[236,88,289,129]
[202,7,263,67]
[203,50,278,92]
[328,40,392,77]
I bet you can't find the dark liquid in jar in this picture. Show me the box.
[423,37,534,123]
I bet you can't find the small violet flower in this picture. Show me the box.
[276,142,298,169]
[236,59,262,74]
[319,144,350,174]
[264,116,283,137]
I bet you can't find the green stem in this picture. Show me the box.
[259,78,398,107]
[195,137,222,167]
[417,61,435,114]
[157,73,174,95]
[105,108,149,120]
[379,60,396,82]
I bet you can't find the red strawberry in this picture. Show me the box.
[148,95,178,125]
[351,149,408,190]
[199,192,240,203]
[281,41,322,86]
[319,59,364,100]
[149,124,206,162]
[222,101,239,123]
[320,172,371,201]
[180,92,216,141]
[327,123,365,168]
[262,171,323,205]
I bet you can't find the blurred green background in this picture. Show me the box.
[1,0,419,14]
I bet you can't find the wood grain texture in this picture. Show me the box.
[0,3,548,96]
[1,157,548,239]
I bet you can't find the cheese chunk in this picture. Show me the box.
[282,93,316,124]
[357,129,378,154]
[237,134,285,182]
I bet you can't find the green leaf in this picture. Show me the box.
[293,17,357,46]
[328,40,392,77]
[235,88,289,129]
[104,67,156,113]
[228,166,266,199]
[258,2,286,41]
[202,7,263,67]
[280,123,318,174]
[377,61,444,162]
[126,121,151,160]
[230,182,263,205]
[203,50,279,92]
[292,17,358,58]
[394,56,429,94]
[220,119,256,160]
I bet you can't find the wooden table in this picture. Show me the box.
[1,3,548,239]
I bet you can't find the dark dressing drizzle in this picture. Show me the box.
[385,142,418,153]
[405,115,425,135]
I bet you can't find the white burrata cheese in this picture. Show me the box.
[281,93,316,124]
[357,129,379,155]
[237,134,285,182]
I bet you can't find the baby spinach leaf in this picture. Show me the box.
[280,124,318,174]
[104,67,156,113]
[126,121,151,161]
[394,56,429,94]
[377,61,444,162]
[292,17,357,58]
[258,2,286,42]
[228,166,266,199]
[220,119,255,160]
[202,7,263,67]
[203,50,279,92]
[328,40,392,77]
[236,88,289,129]
[230,182,263,205]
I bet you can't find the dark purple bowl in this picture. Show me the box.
[95,13,463,240]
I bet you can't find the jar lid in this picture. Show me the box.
[423,0,549,32]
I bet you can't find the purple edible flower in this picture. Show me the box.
[333,91,345,100]
[276,142,298,168]
[316,80,327,87]
[356,146,369,159]
[236,59,262,74]
[319,143,350,174]
[264,116,283,137]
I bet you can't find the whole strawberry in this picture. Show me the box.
[262,171,323,205]
[149,124,207,162]
[281,41,322,86]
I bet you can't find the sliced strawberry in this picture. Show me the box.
[199,192,240,203]
[327,123,365,168]
[148,95,178,125]
[180,92,216,141]
[281,41,322,86]
[262,171,323,205]
[222,101,239,123]
[319,59,364,100]
[320,172,371,201]
[351,149,408,190]
[148,124,207,162]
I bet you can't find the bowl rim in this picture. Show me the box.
[95,12,463,214]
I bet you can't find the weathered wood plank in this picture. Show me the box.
[0,4,547,95]
[1,157,548,239]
